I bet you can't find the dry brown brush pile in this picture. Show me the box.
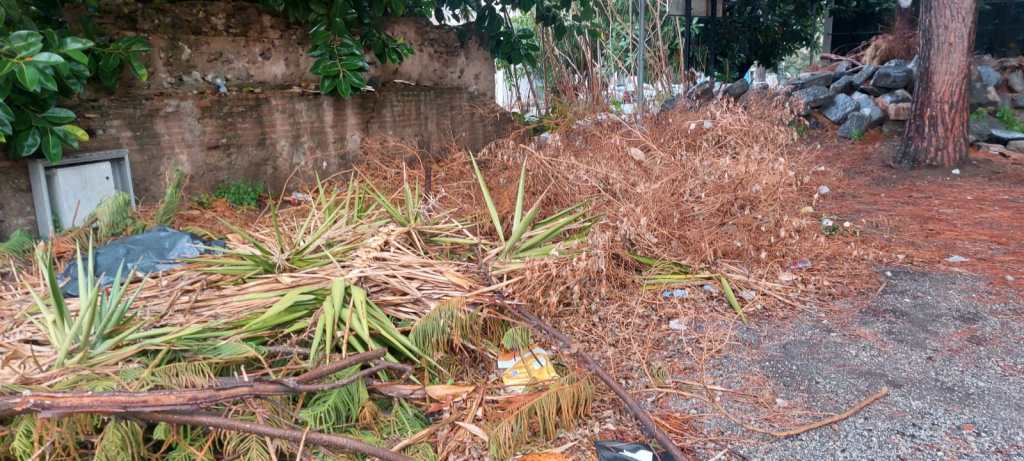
[365,101,871,379]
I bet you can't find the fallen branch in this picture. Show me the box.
[0,350,407,417]
[481,264,689,461]
[1,349,414,461]
[131,411,413,461]
[820,53,863,66]
[710,387,889,438]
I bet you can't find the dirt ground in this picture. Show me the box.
[657,135,1024,460]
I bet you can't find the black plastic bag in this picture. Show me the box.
[595,440,671,461]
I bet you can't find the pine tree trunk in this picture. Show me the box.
[894,0,977,167]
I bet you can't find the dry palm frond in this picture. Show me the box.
[488,375,594,460]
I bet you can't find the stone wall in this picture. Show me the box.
[0,2,513,237]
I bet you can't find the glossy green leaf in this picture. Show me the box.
[60,124,90,142]
[39,128,62,162]
[60,36,94,52]
[41,107,75,125]
[7,31,43,58]
[14,64,40,92]
[29,52,63,65]
[127,55,148,81]
[64,49,88,65]
[12,127,40,157]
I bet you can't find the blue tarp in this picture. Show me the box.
[60,226,218,297]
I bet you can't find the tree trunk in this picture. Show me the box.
[894,0,977,167]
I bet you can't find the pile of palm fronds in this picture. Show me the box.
[0,159,595,460]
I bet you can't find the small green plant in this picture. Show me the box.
[214,180,266,208]
[970,107,990,121]
[849,128,865,142]
[27,243,145,368]
[995,106,1024,132]
[192,193,214,209]
[0,229,34,258]
[153,168,186,226]
[790,120,809,138]
[91,192,136,239]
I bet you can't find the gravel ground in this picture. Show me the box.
[684,269,1024,460]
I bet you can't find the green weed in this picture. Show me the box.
[214,180,266,209]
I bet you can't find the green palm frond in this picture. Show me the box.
[8,415,36,461]
[222,431,272,461]
[94,420,144,461]
[468,154,595,266]
[145,361,217,389]
[409,298,478,355]
[27,243,149,368]
[92,191,135,239]
[299,367,369,431]
[153,168,186,226]
[0,229,34,258]
[501,325,532,351]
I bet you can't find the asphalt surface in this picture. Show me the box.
[688,269,1024,460]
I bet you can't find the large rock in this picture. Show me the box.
[886,102,912,121]
[852,92,886,127]
[858,84,884,97]
[822,93,858,123]
[969,113,1005,143]
[830,74,856,94]
[792,85,832,114]
[1008,140,1024,153]
[990,128,1024,144]
[976,64,1002,87]
[789,71,835,89]
[724,78,750,98]
[871,65,913,89]
[660,95,681,112]
[878,89,912,106]
[838,112,870,139]
[970,80,1000,108]
[687,80,714,101]
[1008,70,1024,93]
[850,64,877,86]
[851,91,874,110]
[861,105,886,128]
[1013,94,1024,109]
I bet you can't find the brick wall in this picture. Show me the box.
[0,3,513,237]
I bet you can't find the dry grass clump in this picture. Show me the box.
[856,16,919,65]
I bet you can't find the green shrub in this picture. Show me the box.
[995,106,1024,132]
[214,180,266,209]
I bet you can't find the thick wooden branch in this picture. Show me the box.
[0,350,406,418]
[0,349,413,461]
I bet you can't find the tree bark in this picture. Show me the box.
[894,0,977,167]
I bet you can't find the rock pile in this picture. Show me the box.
[783,59,917,139]
[776,56,1024,151]
[664,55,1024,153]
